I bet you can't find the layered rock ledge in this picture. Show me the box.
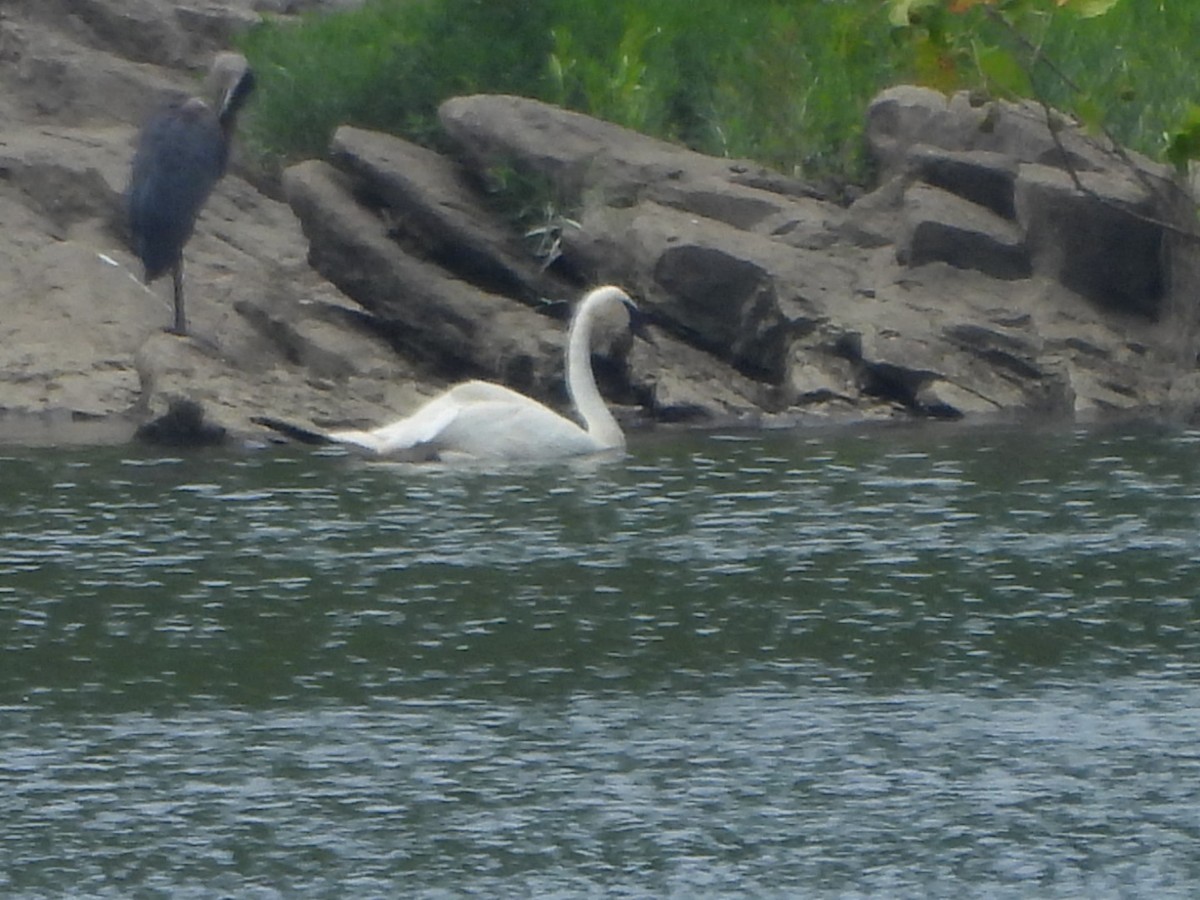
[2,1,1199,447]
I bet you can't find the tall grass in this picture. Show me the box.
[1031,0,1200,161]
[238,0,1200,183]
[238,1,554,172]
[239,0,899,182]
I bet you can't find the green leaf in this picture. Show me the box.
[913,34,960,93]
[1059,0,1124,19]
[887,0,942,28]
[974,43,1031,98]
[1166,104,1200,172]
[1074,96,1105,133]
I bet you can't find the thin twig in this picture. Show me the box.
[981,4,1199,242]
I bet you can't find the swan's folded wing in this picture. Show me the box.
[360,382,558,458]
[314,378,602,460]
[329,394,462,456]
[438,397,597,459]
[323,427,392,454]
[321,384,511,457]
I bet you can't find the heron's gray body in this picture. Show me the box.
[128,98,228,283]
[126,54,254,334]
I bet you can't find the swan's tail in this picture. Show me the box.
[251,416,332,446]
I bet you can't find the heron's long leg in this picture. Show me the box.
[169,261,187,335]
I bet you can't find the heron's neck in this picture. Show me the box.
[566,299,623,449]
[219,69,256,131]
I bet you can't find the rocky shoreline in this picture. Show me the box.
[3,1,1199,449]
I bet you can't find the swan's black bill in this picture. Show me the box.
[623,300,657,345]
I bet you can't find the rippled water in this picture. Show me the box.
[3,424,1200,896]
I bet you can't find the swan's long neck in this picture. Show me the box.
[566,288,625,449]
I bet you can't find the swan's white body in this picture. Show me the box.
[323,285,635,461]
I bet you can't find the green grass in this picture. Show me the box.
[238,0,900,183]
[905,0,1200,164]
[237,0,1200,185]
[1033,0,1200,161]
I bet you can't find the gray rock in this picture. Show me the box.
[866,85,1118,180]
[0,126,127,235]
[899,184,1030,280]
[905,145,1017,218]
[840,177,908,248]
[283,159,563,395]
[329,126,567,302]
[438,93,834,235]
[560,200,827,384]
[440,93,738,193]
[284,153,769,423]
[1016,164,1165,317]
[135,397,226,447]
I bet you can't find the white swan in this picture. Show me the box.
[255,285,649,461]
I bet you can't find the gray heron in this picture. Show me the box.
[128,52,256,336]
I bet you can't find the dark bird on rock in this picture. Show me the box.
[127,52,256,336]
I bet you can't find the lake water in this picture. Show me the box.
[2,423,1199,897]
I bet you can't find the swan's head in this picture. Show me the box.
[581,285,655,344]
